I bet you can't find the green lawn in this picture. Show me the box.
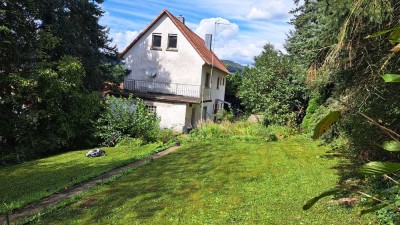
[33,139,375,224]
[0,142,161,212]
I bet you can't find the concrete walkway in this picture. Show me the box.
[0,145,180,224]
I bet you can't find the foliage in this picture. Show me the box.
[157,129,179,144]
[225,71,243,97]
[0,0,119,162]
[238,44,309,127]
[31,139,375,224]
[0,142,162,214]
[186,121,294,142]
[96,95,160,146]
[214,106,235,122]
[1,56,103,164]
[301,95,322,132]
[115,137,144,148]
[312,111,340,140]
[290,1,400,221]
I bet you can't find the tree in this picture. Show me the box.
[0,0,118,162]
[238,44,308,126]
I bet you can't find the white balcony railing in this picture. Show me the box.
[124,80,211,101]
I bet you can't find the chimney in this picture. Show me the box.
[205,34,212,50]
[177,15,185,24]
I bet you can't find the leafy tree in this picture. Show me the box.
[238,44,309,126]
[0,0,118,162]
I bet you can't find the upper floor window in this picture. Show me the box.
[217,77,220,89]
[205,73,211,88]
[152,33,162,49]
[168,34,177,49]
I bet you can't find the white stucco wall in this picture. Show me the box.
[201,65,228,116]
[123,15,204,87]
[150,101,187,131]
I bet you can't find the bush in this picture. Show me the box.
[186,121,295,142]
[215,106,235,122]
[96,95,160,146]
[301,95,322,132]
[157,129,179,144]
[116,137,144,148]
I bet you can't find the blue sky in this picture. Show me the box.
[100,0,296,65]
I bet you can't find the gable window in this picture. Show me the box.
[167,34,177,49]
[152,33,162,49]
[205,73,211,88]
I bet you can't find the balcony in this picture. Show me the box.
[123,80,211,103]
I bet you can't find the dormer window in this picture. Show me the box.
[168,34,177,49]
[152,33,162,50]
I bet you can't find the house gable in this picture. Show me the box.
[120,9,230,75]
[122,14,204,85]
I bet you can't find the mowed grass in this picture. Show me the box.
[0,143,161,212]
[34,139,375,224]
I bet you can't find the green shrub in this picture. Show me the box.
[186,121,296,142]
[157,129,179,144]
[96,95,160,146]
[116,137,144,148]
[215,106,235,122]
[301,95,322,132]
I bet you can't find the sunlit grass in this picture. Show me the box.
[35,139,375,224]
[0,143,161,212]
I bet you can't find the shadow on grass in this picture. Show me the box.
[0,144,159,211]
[74,142,220,221]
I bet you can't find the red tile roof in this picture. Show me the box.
[119,9,230,74]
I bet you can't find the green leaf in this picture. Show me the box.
[312,111,340,140]
[359,161,400,175]
[303,188,339,210]
[382,141,400,152]
[366,27,400,39]
[382,74,400,83]
[360,203,387,215]
[389,29,400,43]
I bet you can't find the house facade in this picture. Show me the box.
[119,10,230,132]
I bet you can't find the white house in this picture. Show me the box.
[119,9,230,132]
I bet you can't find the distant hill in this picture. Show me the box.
[222,60,245,73]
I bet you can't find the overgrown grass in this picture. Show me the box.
[0,141,164,213]
[32,139,375,224]
[187,120,295,142]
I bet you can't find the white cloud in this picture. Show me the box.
[194,18,239,40]
[246,0,290,21]
[100,0,296,64]
[109,30,139,52]
[193,17,261,65]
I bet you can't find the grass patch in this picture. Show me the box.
[0,142,164,213]
[33,139,375,224]
[187,120,295,142]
